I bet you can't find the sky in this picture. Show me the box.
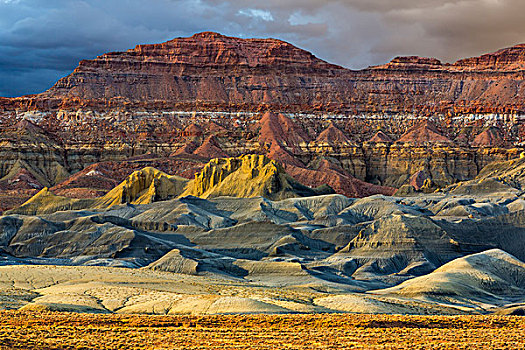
[1,0,525,97]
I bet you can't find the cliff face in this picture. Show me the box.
[42,32,348,110]
[453,44,525,70]
[15,32,521,114]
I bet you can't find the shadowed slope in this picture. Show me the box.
[377,249,525,304]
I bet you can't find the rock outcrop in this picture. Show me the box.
[284,160,396,198]
[183,154,332,200]
[95,167,189,207]
[315,123,353,146]
[181,123,203,138]
[50,158,205,198]
[8,167,189,215]
[39,32,346,111]
[2,32,523,114]
[2,33,525,210]
[192,135,228,159]
[454,44,525,70]
[6,187,93,216]
[9,155,335,214]
[49,163,120,198]
[446,154,525,195]
[1,110,522,210]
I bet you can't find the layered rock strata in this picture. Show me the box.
[3,32,525,114]
[0,111,522,212]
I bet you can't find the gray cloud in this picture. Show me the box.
[1,0,524,97]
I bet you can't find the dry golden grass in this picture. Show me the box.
[0,311,523,349]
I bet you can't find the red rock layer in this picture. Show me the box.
[472,127,505,147]
[259,112,311,149]
[397,120,452,144]
[0,168,43,191]
[256,112,395,197]
[50,163,120,198]
[192,135,228,159]
[4,33,517,114]
[172,141,199,157]
[204,121,228,136]
[454,44,525,70]
[409,170,431,191]
[0,190,38,213]
[284,160,396,198]
[258,112,309,167]
[316,123,353,145]
[181,124,203,137]
[368,131,393,143]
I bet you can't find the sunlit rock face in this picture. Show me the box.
[0,32,519,114]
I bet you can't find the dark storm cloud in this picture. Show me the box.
[1,0,525,97]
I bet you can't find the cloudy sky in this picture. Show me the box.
[1,0,525,97]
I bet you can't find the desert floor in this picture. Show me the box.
[0,311,523,349]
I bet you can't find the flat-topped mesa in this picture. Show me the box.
[373,56,443,70]
[128,31,341,69]
[375,44,525,71]
[15,33,525,113]
[43,32,346,105]
[453,44,525,71]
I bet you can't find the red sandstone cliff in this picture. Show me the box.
[41,32,346,110]
[1,32,523,114]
